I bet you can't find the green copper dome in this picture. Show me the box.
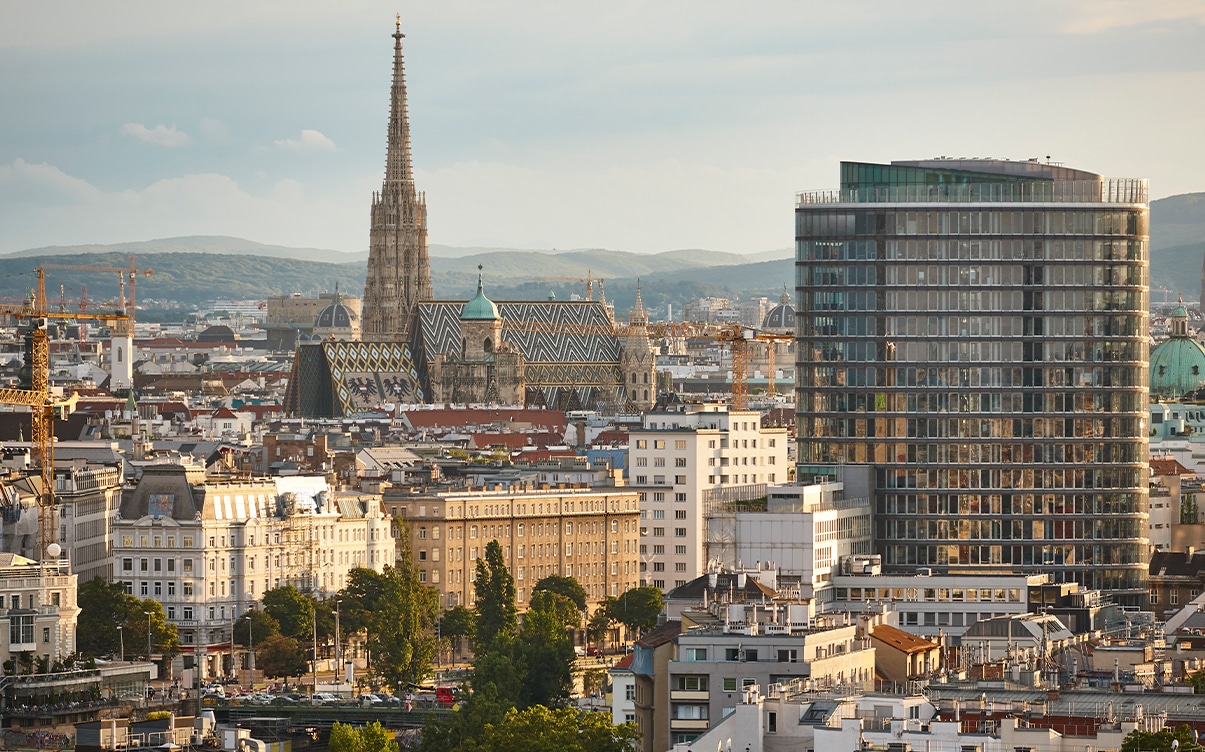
[461,272,500,321]
[1151,318,1205,399]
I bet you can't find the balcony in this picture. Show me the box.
[670,690,710,702]
[670,719,710,731]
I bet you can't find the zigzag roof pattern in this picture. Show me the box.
[414,300,621,364]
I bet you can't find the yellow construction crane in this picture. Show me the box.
[42,256,153,320]
[0,269,128,561]
[689,324,794,410]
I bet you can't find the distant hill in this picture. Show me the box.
[1152,192,1205,251]
[4,236,368,265]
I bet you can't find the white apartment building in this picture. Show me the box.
[0,553,79,667]
[707,479,874,595]
[113,464,392,677]
[629,402,789,591]
[824,557,1046,639]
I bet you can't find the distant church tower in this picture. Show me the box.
[619,282,656,411]
[362,16,434,343]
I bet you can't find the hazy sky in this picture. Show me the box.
[2,1,1204,255]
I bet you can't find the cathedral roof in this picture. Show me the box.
[461,272,500,321]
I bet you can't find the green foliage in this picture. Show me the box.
[256,635,309,679]
[1183,497,1201,525]
[607,587,664,636]
[233,609,281,647]
[129,599,181,659]
[329,721,399,752]
[473,541,517,652]
[146,711,172,721]
[313,595,337,643]
[513,591,576,708]
[418,683,510,752]
[460,705,640,752]
[582,668,608,697]
[341,529,440,692]
[532,574,588,612]
[262,585,315,640]
[76,579,179,659]
[587,606,613,645]
[1122,725,1203,752]
[439,605,476,641]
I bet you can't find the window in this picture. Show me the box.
[675,510,687,519]
[183,559,193,572]
[636,440,647,449]
[1150,589,1159,603]
[184,582,194,596]
[654,457,665,467]
[768,711,777,733]
[140,582,149,596]
[683,648,708,662]
[653,510,665,519]
[777,649,798,663]
[653,562,665,572]
[675,440,687,449]
[653,527,665,537]
[723,677,737,692]
[675,546,687,555]
[9,614,34,645]
[154,582,162,596]
[675,528,687,537]
[675,562,686,572]
[653,545,665,554]
[675,475,686,484]
[122,558,133,572]
[635,457,647,466]
[675,493,687,502]
[675,675,708,690]
[654,440,666,449]
[625,685,635,700]
[140,559,148,572]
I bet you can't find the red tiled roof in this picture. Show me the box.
[401,408,569,431]
[871,623,939,654]
[1151,458,1192,477]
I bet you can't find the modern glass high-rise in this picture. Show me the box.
[794,159,1150,605]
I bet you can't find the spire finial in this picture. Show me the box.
[396,12,401,30]
[477,264,484,292]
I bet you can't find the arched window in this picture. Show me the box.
[631,373,637,384]
[484,338,493,353]
[643,372,648,384]
[643,389,649,401]
[116,347,123,363]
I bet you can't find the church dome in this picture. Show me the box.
[762,290,795,331]
[1151,304,1205,398]
[315,299,357,330]
[461,272,500,321]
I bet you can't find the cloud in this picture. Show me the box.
[122,122,192,147]
[274,129,336,151]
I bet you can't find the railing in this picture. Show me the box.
[797,179,1148,206]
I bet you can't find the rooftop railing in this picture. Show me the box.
[797,179,1148,206]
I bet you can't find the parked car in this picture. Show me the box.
[311,693,341,705]
[586,646,603,657]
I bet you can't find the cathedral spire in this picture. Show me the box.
[362,17,433,343]
[630,280,648,327]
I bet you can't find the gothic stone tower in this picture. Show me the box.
[619,282,656,411]
[362,17,434,343]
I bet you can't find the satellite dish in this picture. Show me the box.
[46,542,62,559]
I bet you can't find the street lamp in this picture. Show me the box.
[247,612,255,692]
[117,625,124,662]
[334,598,342,678]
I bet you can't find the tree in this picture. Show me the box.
[532,574,588,612]
[330,721,399,752]
[256,635,309,680]
[125,599,180,661]
[1122,725,1203,752]
[460,706,639,752]
[439,605,476,661]
[514,591,575,708]
[77,578,136,657]
[341,528,439,691]
[586,605,613,646]
[609,587,663,637]
[233,609,281,647]
[473,540,517,652]
[262,585,315,640]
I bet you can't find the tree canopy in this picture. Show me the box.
[262,585,315,640]
[329,721,399,752]
[1122,725,1203,752]
[340,528,439,691]
[532,574,588,612]
[256,635,308,680]
[233,609,281,647]
[607,587,664,636]
[473,540,517,652]
[76,579,179,660]
[460,706,639,752]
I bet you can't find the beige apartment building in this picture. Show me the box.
[386,484,641,610]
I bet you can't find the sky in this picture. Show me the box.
[2,1,1205,256]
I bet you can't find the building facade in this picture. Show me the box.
[629,402,790,591]
[0,554,78,669]
[795,158,1150,603]
[387,484,640,609]
[362,20,433,344]
[113,464,392,676]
